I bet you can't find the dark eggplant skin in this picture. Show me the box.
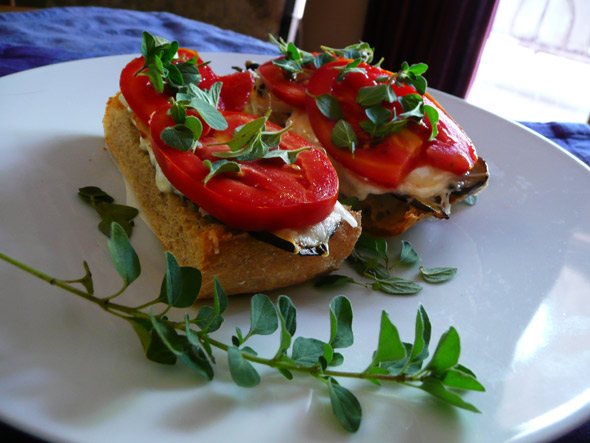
[351,157,489,237]
[249,221,340,257]
[409,156,490,218]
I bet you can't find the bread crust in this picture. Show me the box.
[103,94,361,298]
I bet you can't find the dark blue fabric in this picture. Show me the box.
[520,121,590,167]
[0,7,589,443]
[0,6,278,77]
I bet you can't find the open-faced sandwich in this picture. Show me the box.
[103,33,361,298]
[246,39,489,236]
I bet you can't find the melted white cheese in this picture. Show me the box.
[246,75,293,116]
[270,201,357,256]
[338,161,457,201]
[285,109,320,146]
[137,135,181,195]
[336,161,458,213]
[119,94,184,196]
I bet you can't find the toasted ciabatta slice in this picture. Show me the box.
[103,94,361,298]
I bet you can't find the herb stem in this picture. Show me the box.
[134,299,162,310]
[0,251,146,320]
[0,251,95,301]
[176,326,424,384]
[1,250,423,386]
[102,284,128,302]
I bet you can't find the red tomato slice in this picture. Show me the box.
[119,48,253,125]
[218,71,255,112]
[258,58,316,108]
[120,48,217,125]
[422,93,477,173]
[305,60,477,188]
[149,108,339,231]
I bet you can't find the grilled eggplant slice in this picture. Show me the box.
[249,202,356,256]
[354,157,489,237]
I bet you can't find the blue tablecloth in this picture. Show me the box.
[1,6,589,443]
[0,6,278,76]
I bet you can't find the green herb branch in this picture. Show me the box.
[316,232,458,295]
[0,213,484,433]
[269,35,375,76]
[202,109,313,184]
[269,35,441,148]
[137,31,202,94]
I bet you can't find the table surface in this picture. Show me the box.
[1,6,589,443]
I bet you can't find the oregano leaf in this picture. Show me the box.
[213,275,228,315]
[180,345,214,380]
[418,378,481,413]
[329,296,353,349]
[424,104,439,141]
[441,368,485,392]
[127,317,176,365]
[356,84,390,108]
[327,378,362,432]
[409,304,431,363]
[228,346,260,387]
[420,266,457,283]
[425,326,461,373]
[158,262,202,308]
[370,311,406,366]
[399,240,420,264]
[203,159,241,184]
[161,125,196,152]
[315,94,343,121]
[275,295,297,357]
[107,222,140,287]
[462,194,478,206]
[291,337,327,367]
[314,274,354,289]
[164,251,182,306]
[331,120,358,154]
[329,352,344,367]
[244,293,279,340]
[150,312,185,356]
[374,277,422,295]
[278,368,293,380]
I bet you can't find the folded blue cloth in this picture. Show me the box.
[520,121,590,167]
[0,6,278,77]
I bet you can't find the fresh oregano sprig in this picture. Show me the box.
[268,34,315,77]
[0,220,484,433]
[316,232,457,295]
[333,58,367,81]
[202,110,313,183]
[161,83,230,152]
[175,82,227,131]
[268,36,375,75]
[354,62,440,142]
[137,31,202,94]
[311,62,440,153]
[321,42,375,64]
[160,82,228,153]
[311,94,358,155]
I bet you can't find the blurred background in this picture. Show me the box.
[2,0,589,123]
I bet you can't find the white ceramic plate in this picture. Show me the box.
[0,54,589,443]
